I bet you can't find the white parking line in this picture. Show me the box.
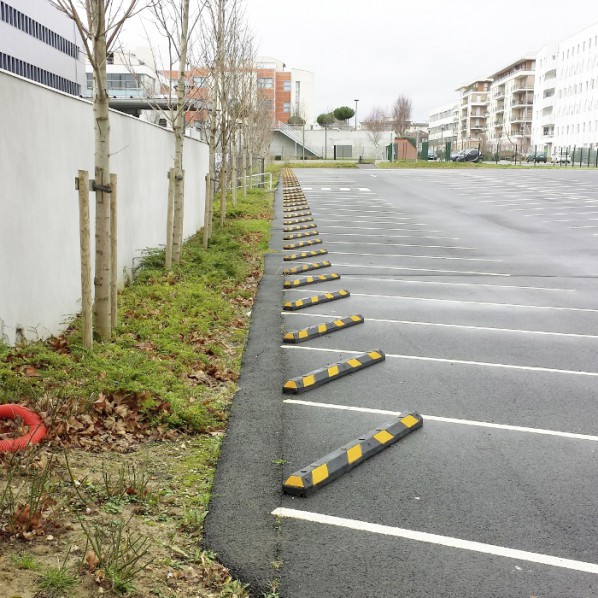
[329,263,509,276]
[306,292,597,313]
[283,399,598,442]
[323,228,439,234]
[326,242,475,250]
[272,508,598,575]
[327,251,501,263]
[337,278,574,292]
[282,313,595,338]
[281,345,598,377]
[313,208,394,215]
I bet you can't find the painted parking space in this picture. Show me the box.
[275,167,598,597]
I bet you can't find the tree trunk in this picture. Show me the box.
[110,172,117,329]
[77,170,92,350]
[231,131,237,207]
[241,121,247,195]
[92,0,112,340]
[203,88,217,248]
[172,0,190,264]
[165,167,175,268]
[220,155,227,226]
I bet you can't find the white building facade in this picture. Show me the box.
[456,79,491,149]
[487,56,535,153]
[532,22,598,157]
[428,101,458,154]
[0,0,86,94]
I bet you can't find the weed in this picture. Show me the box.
[271,458,288,465]
[218,578,250,596]
[10,553,40,570]
[80,516,154,594]
[262,578,281,597]
[37,547,78,593]
[180,507,207,534]
[101,457,153,503]
[0,453,58,539]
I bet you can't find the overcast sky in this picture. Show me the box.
[243,0,598,121]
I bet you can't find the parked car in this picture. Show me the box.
[451,148,482,163]
[526,151,547,163]
[427,151,438,161]
[552,154,571,163]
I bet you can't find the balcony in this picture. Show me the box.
[510,115,532,123]
[511,100,533,108]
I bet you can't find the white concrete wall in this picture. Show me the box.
[270,128,392,161]
[0,70,208,344]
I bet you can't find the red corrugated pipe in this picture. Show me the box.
[0,404,47,452]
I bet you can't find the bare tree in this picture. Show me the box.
[199,0,254,243]
[149,0,204,266]
[52,0,142,341]
[364,106,387,147]
[392,95,412,137]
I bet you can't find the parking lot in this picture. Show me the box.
[206,167,598,598]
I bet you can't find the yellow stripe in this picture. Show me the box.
[312,464,329,485]
[303,374,316,387]
[283,333,294,341]
[334,319,345,326]
[283,302,292,308]
[283,380,298,390]
[347,358,361,367]
[296,300,303,307]
[311,296,319,303]
[374,430,394,444]
[350,315,361,322]
[346,444,362,464]
[284,475,304,488]
[339,289,349,296]
[328,365,339,377]
[324,293,333,299]
[400,414,420,428]
[298,330,308,339]
[368,351,382,360]
[318,324,327,334]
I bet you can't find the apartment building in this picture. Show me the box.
[455,78,491,148]
[428,101,458,152]
[487,56,535,152]
[0,0,85,95]
[532,22,598,156]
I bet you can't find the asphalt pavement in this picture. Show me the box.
[205,167,598,598]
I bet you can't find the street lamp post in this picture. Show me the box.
[354,99,359,131]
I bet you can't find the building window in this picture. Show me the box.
[0,1,80,58]
[257,77,273,88]
[193,76,206,87]
[0,51,80,94]
[283,102,291,113]
[283,79,291,91]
